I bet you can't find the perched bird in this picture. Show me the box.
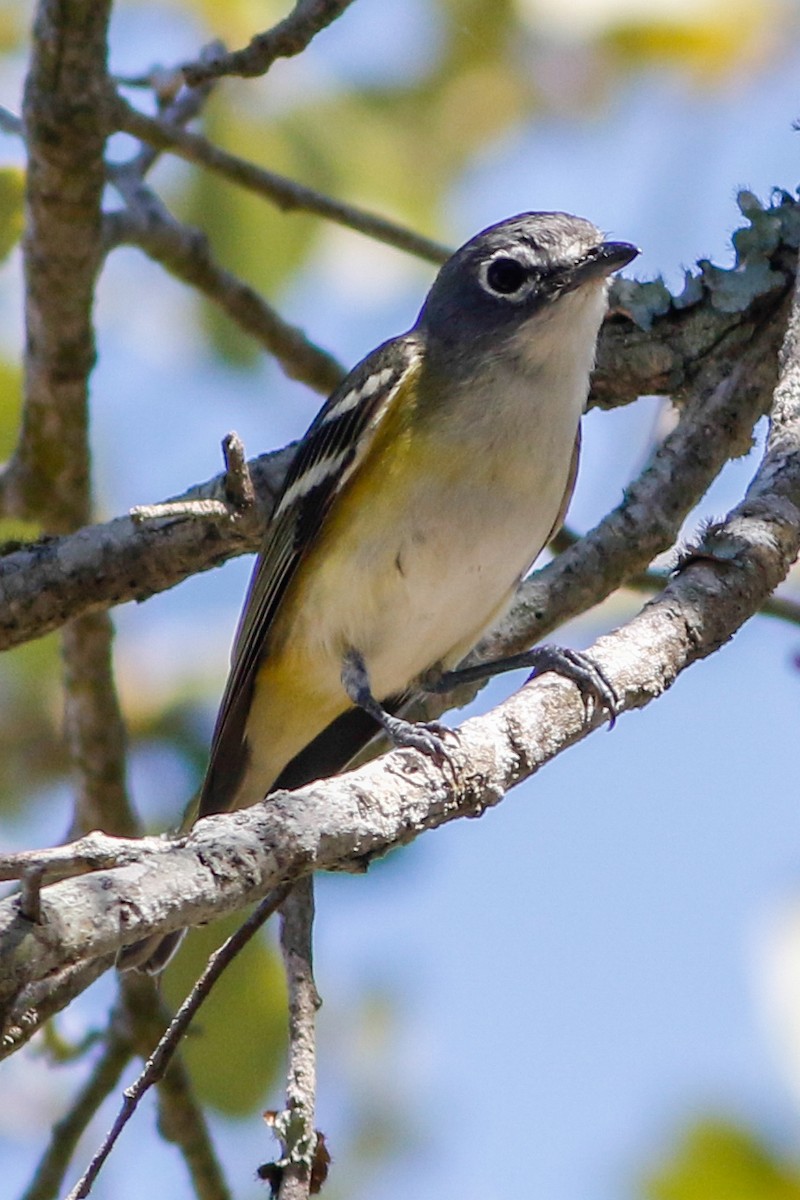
[120,211,638,973]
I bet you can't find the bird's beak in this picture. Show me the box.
[578,240,640,283]
[598,241,640,272]
[555,240,639,297]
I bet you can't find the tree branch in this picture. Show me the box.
[103,203,345,394]
[1,188,796,658]
[181,0,357,85]
[1,956,114,1061]
[111,96,452,265]
[3,364,799,1003]
[19,1018,132,1200]
[65,889,290,1200]
[275,879,319,1200]
[2,0,112,529]
[62,612,140,838]
[120,974,232,1200]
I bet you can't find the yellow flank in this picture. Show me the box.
[237,367,424,804]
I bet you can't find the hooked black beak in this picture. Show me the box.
[579,240,640,281]
[598,240,640,271]
[552,240,639,299]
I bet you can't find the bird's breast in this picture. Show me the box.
[289,357,586,701]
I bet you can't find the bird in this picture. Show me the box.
[119,211,638,973]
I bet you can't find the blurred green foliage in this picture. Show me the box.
[162,917,287,1116]
[0,166,23,262]
[643,1120,800,1200]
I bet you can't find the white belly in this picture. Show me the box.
[294,370,584,700]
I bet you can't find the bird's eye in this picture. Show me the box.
[484,257,529,296]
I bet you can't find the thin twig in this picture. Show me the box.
[115,39,225,173]
[0,104,22,136]
[20,1019,132,1200]
[760,590,800,624]
[182,0,357,84]
[120,974,232,1200]
[1,956,115,1061]
[105,203,346,394]
[0,830,161,883]
[65,885,292,1200]
[112,96,451,266]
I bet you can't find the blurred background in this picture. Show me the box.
[3,1,800,1197]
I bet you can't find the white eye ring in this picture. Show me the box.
[479,255,536,300]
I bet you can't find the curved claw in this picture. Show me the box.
[527,646,619,728]
[384,715,460,777]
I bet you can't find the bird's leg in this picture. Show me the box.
[422,646,619,727]
[341,649,457,766]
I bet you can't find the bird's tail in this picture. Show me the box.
[116,701,396,975]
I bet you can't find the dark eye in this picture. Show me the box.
[484,257,528,295]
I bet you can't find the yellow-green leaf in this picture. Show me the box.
[163,916,287,1116]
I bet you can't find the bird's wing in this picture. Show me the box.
[198,334,423,815]
[544,424,581,548]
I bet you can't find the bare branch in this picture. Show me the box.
[104,203,345,394]
[120,975,232,1200]
[19,1019,132,1200]
[62,612,141,838]
[3,1,112,529]
[0,830,166,884]
[111,96,452,265]
[4,381,800,1002]
[66,889,290,1200]
[182,0,357,84]
[1,956,114,1061]
[0,444,290,654]
[275,879,319,1200]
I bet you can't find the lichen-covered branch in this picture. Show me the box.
[3,368,798,1004]
[2,0,112,530]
